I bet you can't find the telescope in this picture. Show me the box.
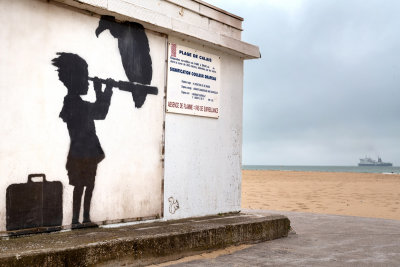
[88,77,158,108]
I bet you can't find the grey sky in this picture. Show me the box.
[207,0,400,166]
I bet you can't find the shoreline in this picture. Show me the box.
[242,166,400,174]
[242,170,400,221]
[243,168,400,174]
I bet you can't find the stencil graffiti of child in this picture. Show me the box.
[52,52,114,227]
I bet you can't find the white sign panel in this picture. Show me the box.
[166,43,220,118]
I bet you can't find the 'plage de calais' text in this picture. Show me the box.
[166,43,220,118]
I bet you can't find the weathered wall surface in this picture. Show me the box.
[0,0,255,233]
[163,37,243,219]
[0,0,165,231]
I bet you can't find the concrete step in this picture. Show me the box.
[0,212,290,266]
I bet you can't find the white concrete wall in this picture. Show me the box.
[0,0,165,231]
[1,0,252,232]
[163,37,243,219]
[53,0,260,59]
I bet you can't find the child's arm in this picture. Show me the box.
[89,77,113,120]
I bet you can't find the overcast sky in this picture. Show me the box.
[206,0,400,166]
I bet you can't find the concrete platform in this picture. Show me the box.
[165,209,400,266]
[0,212,290,266]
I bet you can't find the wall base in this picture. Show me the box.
[0,212,290,266]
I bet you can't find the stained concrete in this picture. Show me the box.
[0,212,289,266]
[167,209,400,266]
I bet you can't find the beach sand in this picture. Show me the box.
[154,171,400,265]
[242,170,400,221]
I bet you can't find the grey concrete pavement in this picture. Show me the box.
[166,209,400,266]
[0,212,289,266]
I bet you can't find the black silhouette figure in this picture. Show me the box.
[96,16,152,84]
[6,174,63,233]
[96,16,154,108]
[52,52,113,227]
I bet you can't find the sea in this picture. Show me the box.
[242,165,400,174]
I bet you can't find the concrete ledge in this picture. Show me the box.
[0,212,290,266]
[52,0,261,59]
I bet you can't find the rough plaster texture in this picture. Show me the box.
[0,0,251,233]
[164,37,244,220]
[53,0,260,58]
[0,0,165,231]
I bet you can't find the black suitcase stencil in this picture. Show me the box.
[6,174,63,231]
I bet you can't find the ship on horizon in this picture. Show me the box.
[358,156,393,167]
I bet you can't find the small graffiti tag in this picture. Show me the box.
[168,197,179,214]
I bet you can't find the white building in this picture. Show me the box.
[0,0,260,233]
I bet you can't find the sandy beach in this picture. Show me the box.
[242,170,400,221]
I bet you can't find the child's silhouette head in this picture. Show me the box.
[52,52,89,95]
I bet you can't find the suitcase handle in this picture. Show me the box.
[28,173,46,183]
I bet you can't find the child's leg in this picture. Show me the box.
[83,184,94,223]
[72,186,84,224]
